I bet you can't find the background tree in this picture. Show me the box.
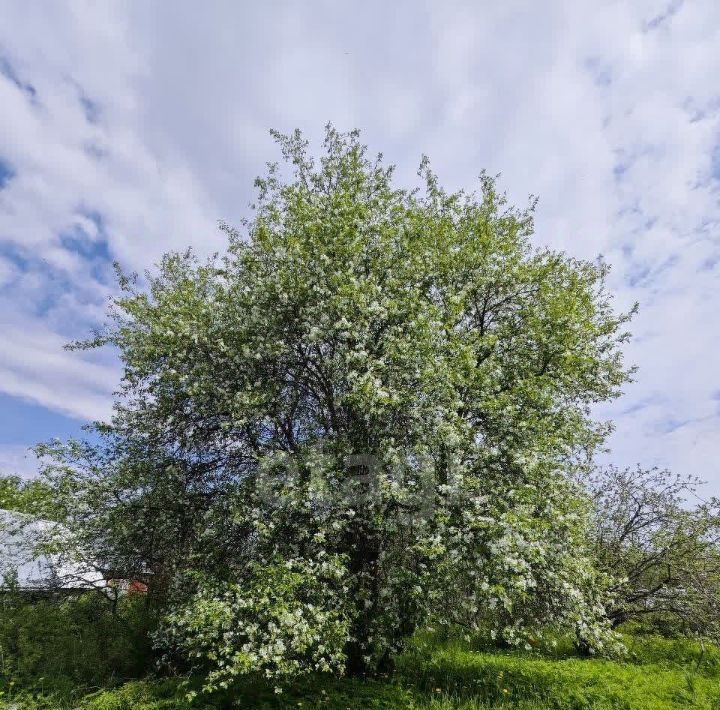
[0,474,55,518]
[38,126,634,682]
[588,465,720,640]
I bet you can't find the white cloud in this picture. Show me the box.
[0,1,719,493]
[0,324,117,422]
[0,445,41,479]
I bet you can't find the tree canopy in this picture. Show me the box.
[37,126,635,682]
[589,465,720,639]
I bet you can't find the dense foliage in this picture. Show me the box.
[156,558,351,693]
[0,476,54,518]
[32,126,636,682]
[0,592,152,702]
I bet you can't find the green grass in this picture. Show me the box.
[397,643,720,709]
[2,632,719,709]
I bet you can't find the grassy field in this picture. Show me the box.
[2,632,719,709]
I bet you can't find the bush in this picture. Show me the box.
[156,558,351,692]
[0,591,154,698]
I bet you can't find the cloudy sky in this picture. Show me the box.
[0,1,719,493]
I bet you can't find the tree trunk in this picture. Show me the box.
[343,512,382,677]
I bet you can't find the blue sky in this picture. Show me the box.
[1,1,719,493]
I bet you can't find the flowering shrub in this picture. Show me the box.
[156,558,350,691]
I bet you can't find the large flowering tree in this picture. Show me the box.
[39,127,633,682]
